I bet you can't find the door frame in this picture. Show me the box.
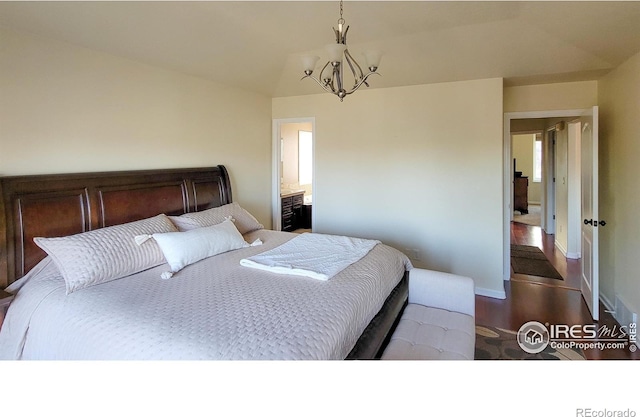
[544,127,557,234]
[272,117,316,231]
[503,109,586,282]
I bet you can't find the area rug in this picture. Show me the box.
[475,325,585,360]
[513,204,541,227]
[511,244,563,280]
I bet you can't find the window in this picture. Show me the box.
[298,130,313,185]
[533,139,542,182]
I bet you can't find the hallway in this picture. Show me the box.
[475,222,638,359]
[510,221,581,290]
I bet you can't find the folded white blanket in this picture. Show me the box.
[239,233,380,280]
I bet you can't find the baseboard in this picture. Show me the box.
[614,294,638,327]
[554,238,581,260]
[600,293,615,315]
[475,287,506,300]
[601,294,639,347]
[554,240,568,257]
[614,294,639,348]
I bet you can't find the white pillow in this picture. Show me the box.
[151,218,249,276]
[34,214,178,294]
[168,202,263,234]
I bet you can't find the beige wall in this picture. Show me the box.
[598,50,640,320]
[511,118,547,133]
[273,78,505,298]
[504,81,598,113]
[0,28,273,227]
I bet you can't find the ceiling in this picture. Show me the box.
[2,1,640,98]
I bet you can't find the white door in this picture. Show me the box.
[580,106,599,321]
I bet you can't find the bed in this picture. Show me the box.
[0,166,411,360]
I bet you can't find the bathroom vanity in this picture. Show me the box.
[281,190,305,232]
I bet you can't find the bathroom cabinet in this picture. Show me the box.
[281,191,304,232]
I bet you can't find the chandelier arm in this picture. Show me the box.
[319,61,338,93]
[343,49,365,88]
[343,72,381,96]
[300,74,338,95]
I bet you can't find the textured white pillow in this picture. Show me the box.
[34,214,178,294]
[168,202,263,234]
[151,218,248,274]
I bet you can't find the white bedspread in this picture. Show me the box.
[240,233,380,280]
[0,230,412,360]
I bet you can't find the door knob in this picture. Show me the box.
[583,219,606,227]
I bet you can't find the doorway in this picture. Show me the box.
[509,127,575,289]
[504,110,585,280]
[272,118,315,232]
[503,108,600,320]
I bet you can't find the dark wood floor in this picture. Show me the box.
[475,221,638,360]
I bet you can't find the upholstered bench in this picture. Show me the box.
[381,268,476,360]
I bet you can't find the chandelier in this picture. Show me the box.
[300,0,382,101]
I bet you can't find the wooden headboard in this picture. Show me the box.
[0,165,232,288]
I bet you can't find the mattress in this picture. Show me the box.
[0,230,411,360]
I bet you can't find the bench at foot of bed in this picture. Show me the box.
[381,268,475,360]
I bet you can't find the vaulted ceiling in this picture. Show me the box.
[2,1,640,98]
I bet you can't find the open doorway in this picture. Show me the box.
[509,125,574,288]
[505,110,582,290]
[503,106,606,320]
[272,118,315,233]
